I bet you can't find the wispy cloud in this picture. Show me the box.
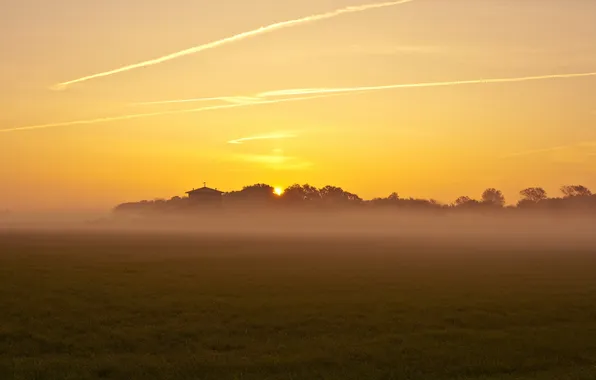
[228,132,298,145]
[503,140,596,162]
[51,0,415,90]
[257,72,596,98]
[130,96,263,107]
[131,71,596,107]
[219,97,266,105]
[6,71,596,133]
[0,94,338,133]
[503,145,571,158]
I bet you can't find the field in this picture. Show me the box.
[2,230,596,379]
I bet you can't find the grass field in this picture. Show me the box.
[2,231,596,379]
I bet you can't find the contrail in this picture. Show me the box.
[257,72,596,98]
[130,96,263,106]
[7,71,595,133]
[228,132,298,144]
[129,96,234,106]
[503,145,571,158]
[0,94,339,133]
[130,71,596,107]
[504,140,596,158]
[52,0,415,90]
[219,96,266,105]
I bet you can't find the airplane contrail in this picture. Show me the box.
[503,145,571,158]
[129,71,596,107]
[129,96,235,106]
[0,94,339,133]
[51,0,415,90]
[6,71,595,133]
[130,96,263,106]
[257,71,596,98]
[504,140,596,158]
[228,132,298,144]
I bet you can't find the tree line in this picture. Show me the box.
[114,184,596,215]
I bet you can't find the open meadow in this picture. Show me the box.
[2,229,596,380]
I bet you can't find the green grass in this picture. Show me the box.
[1,232,596,379]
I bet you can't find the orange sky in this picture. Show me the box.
[1,0,596,211]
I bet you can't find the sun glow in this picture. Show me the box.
[274,187,285,196]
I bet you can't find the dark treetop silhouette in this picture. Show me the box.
[114,183,596,216]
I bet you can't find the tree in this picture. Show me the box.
[282,184,321,203]
[319,186,361,204]
[454,196,472,207]
[224,183,278,207]
[370,192,400,207]
[519,187,547,202]
[240,184,276,201]
[302,184,321,202]
[481,188,505,207]
[428,199,441,206]
[561,185,592,198]
[388,192,400,201]
[282,184,305,202]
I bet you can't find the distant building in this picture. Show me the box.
[186,183,224,205]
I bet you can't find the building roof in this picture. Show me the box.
[186,186,224,195]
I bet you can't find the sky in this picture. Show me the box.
[1,0,596,211]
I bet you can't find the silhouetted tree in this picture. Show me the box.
[561,185,592,198]
[399,197,443,210]
[453,196,483,210]
[243,183,275,195]
[282,184,321,204]
[303,184,321,201]
[388,192,399,201]
[454,196,472,207]
[113,180,596,218]
[519,187,547,203]
[481,188,505,207]
[370,192,401,207]
[225,183,277,205]
[319,185,362,205]
[282,184,304,203]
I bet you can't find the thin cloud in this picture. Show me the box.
[51,0,415,90]
[228,132,298,145]
[220,97,265,105]
[130,96,263,107]
[257,72,596,98]
[6,71,596,133]
[131,71,596,107]
[503,145,571,158]
[504,140,596,159]
[0,94,338,133]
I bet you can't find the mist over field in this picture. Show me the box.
[2,209,596,250]
[3,197,596,379]
[3,223,596,380]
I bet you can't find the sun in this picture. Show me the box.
[274,187,284,196]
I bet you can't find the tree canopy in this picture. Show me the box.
[114,183,596,216]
